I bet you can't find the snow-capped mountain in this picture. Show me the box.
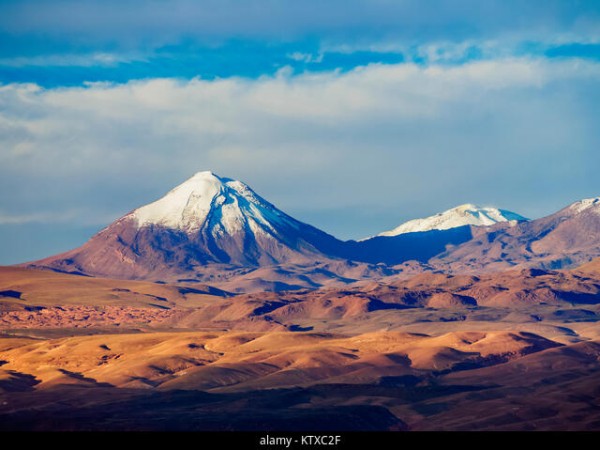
[30,171,346,281]
[377,204,528,237]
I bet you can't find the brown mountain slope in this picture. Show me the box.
[577,257,600,273]
[430,199,600,272]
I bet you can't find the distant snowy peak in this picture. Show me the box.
[568,197,600,214]
[130,171,290,235]
[377,204,528,237]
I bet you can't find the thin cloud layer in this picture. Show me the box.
[2,0,598,45]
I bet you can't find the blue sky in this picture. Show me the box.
[1,0,600,263]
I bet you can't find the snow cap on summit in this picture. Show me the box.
[569,197,600,214]
[129,170,283,234]
[376,204,528,237]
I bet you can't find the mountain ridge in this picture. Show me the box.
[21,171,600,291]
[429,196,600,273]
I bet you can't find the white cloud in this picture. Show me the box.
[0,53,138,68]
[0,210,77,225]
[287,52,324,63]
[0,58,599,240]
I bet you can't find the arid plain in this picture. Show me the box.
[2,260,600,431]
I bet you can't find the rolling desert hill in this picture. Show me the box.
[2,259,600,431]
[1,328,599,431]
[0,266,229,309]
[3,260,600,336]
[0,330,560,393]
[2,262,600,337]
